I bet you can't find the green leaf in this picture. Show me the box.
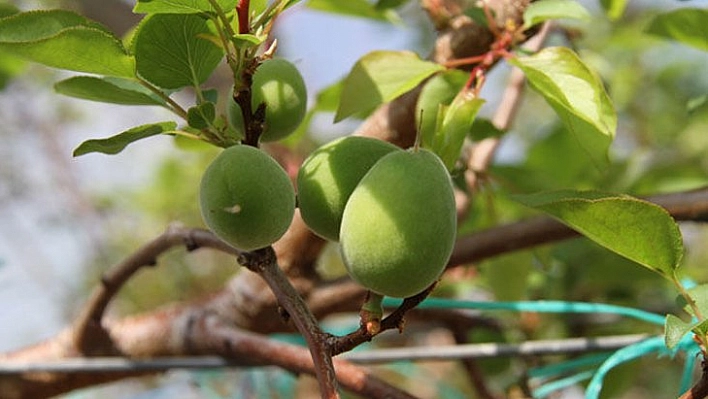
[509,47,616,168]
[54,76,166,106]
[0,10,134,77]
[434,90,485,170]
[678,285,708,318]
[693,319,708,340]
[335,50,444,122]
[0,3,19,18]
[600,0,628,21]
[134,0,238,14]
[307,0,397,21]
[416,69,469,149]
[469,118,505,141]
[645,8,708,52]
[464,7,489,28]
[133,14,225,89]
[523,0,591,29]
[665,314,694,349]
[375,0,410,10]
[187,101,216,129]
[73,122,178,156]
[232,33,264,49]
[313,80,344,113]
[513,190,684,278]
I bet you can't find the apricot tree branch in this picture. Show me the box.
[465,22,552,192]
[238,247,339,399]
[679,360,708,399]
[73,224,239,355]
[328,283,438,356]
[190,315,419,399]
[449,187,708,267]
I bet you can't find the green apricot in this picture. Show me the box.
[339,148,456,298]
[297,136,400,241]
[251,58,307,142]
[200,145,295,251]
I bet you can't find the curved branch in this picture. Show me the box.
[73,225,239,354]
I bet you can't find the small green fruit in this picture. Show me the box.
[340,148,456,298]
[297,136,400,241]
[200,145,295,251]
[251,58,307,142]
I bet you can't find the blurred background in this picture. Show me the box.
[1,0,708,397]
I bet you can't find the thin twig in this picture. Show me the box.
[329,284,437,356]
[238,248,340,399]
[451,327,502,399]
[466,22,552,192]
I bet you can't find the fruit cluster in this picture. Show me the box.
[199,58,457,299]
[298,137,457,298]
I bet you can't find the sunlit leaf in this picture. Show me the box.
[523,0,591,29]
[0,10,134,77]
[645,8,708,51]
[665,314,693,349]
[335,50,444,122]
[677,285,708,318]
[435,90,484,170]
[307,0,397,22]
[509,47,616,168]
[134,0,238,14]
[133,14,224,89]
[54,76,165,106]
[513,190,684,278]
[415,69,468,150]
[73,122,178,156]
[599,0,628,21]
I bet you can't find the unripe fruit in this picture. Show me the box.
[251,58,307,142]
[297,136,400,241]
[200,145,295,251]
[340,149,456,298]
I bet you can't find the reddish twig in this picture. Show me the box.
[465,22,552,193]
[236,0,250,34]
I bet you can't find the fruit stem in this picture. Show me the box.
[360,292,384,335]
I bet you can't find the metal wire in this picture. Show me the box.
[0,334,650,374]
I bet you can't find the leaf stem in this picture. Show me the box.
[136,77,189,120]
